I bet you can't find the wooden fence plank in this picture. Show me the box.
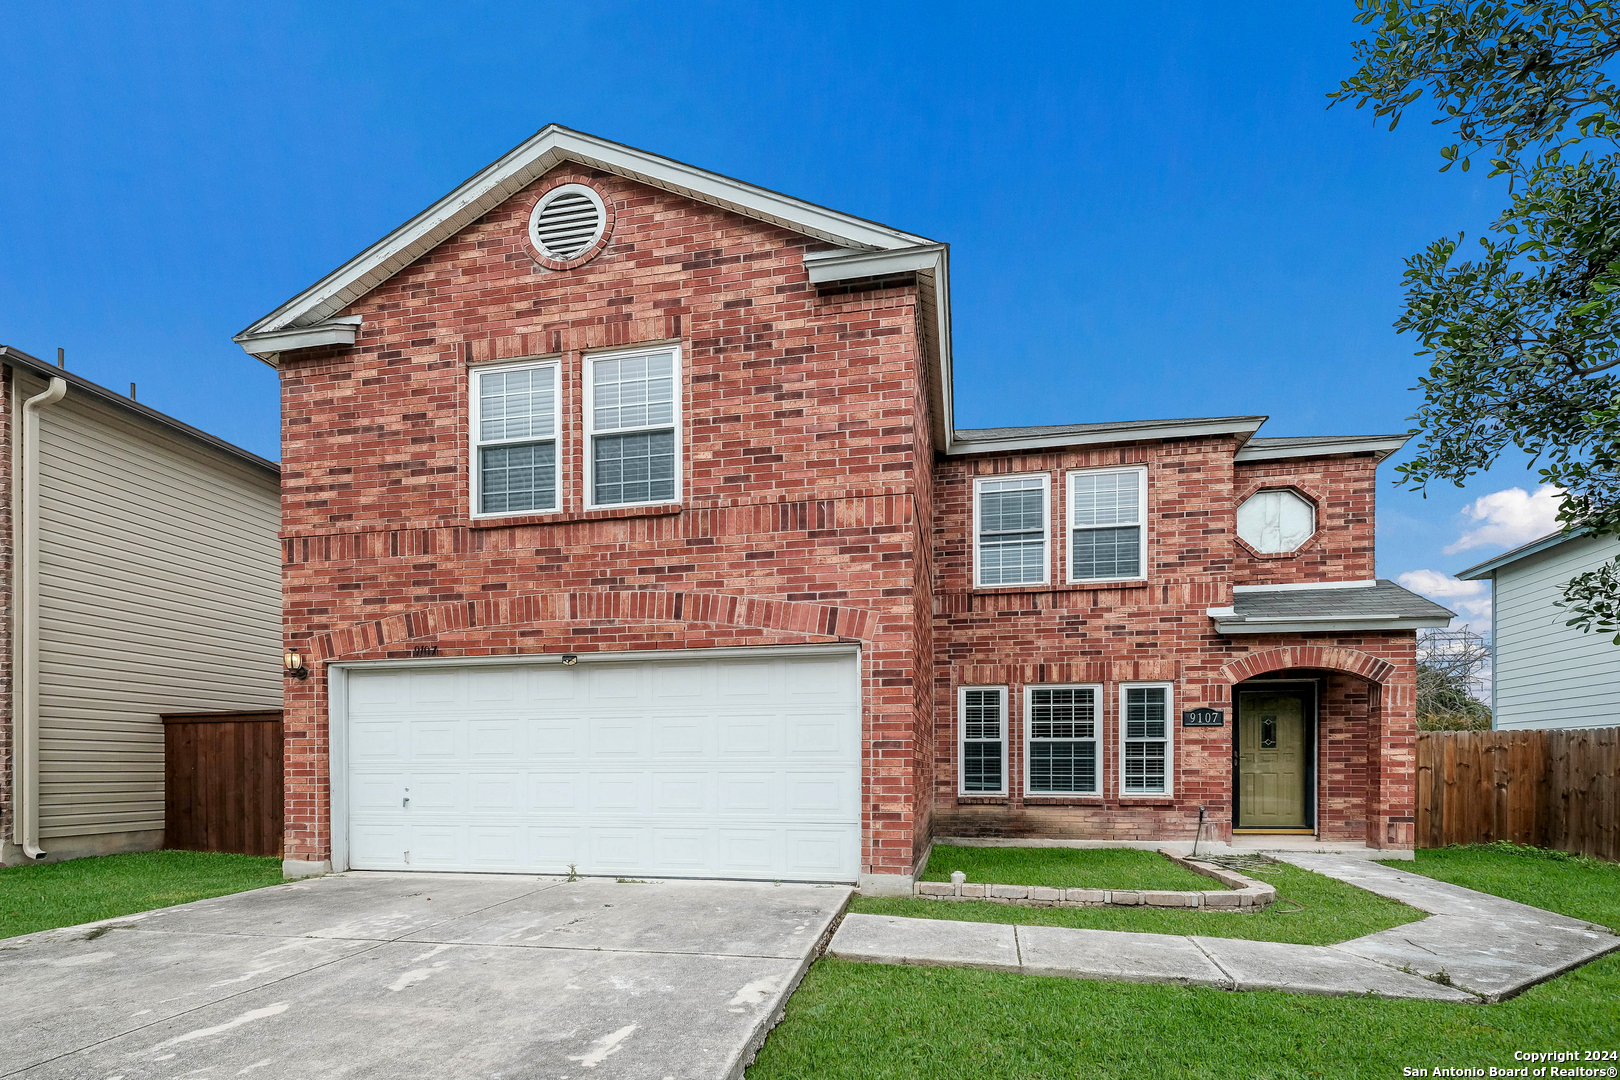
[1417,726,1619,861]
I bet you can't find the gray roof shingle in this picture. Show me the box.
[1215,580,1454,632]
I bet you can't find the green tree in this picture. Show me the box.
[1333,0,1620,642]
[1415,627,1494,730]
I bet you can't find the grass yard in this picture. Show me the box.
[919,844,1221,891]
[749,846,1620,1080]
[0,850,284,939]
[862,850,1423,945]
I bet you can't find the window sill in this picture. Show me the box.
[1022,796,1105,806]
[467,503,683,530]
[1116,796,1176,806]
[970,582,1151,597]
[955,795,1009,805]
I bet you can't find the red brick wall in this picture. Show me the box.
[929,441,1417,849]
[1233,454,1379,583]
[279,168,932,875]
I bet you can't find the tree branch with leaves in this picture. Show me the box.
[1334,0,1620,641]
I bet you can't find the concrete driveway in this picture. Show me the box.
[1,872,851,1079]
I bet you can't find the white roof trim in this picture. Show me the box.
[1232,580,1377,594]
[804,244,944,283]
[1234,434,1410,462]
[237,315,363,361]
[947,416,1266,457]
[236,124,935,357]
[1455,528,1594,580]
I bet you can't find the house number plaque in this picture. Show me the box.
[1181,708,1225,727]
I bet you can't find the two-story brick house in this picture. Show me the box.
[238,127,1452,891]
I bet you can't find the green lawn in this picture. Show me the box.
[861,858,1422,945]
[920,844,1222,891]
[0,850,285,939]
[1378,842,1620,931]
[748,846,1620,1079]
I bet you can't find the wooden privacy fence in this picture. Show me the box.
[164,711,283,857]
[1417,727,1620,861]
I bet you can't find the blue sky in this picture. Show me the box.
[0,1,1548,620]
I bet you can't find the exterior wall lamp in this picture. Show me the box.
[284,648,310,680]
[561,654,579,666]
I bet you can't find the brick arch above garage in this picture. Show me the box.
[1220,645,1395,686]
[304,590,873,662]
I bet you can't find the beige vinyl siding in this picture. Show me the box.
[1492,533,1620,731]
[27,376,281,838]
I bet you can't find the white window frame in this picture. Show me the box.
[971,473,1051,589]
[1118,682,1174,797]
[957,685,1009,796]
[1066,465,1149,584]
[469,357,562,519]
[583,344,682,510]
[1023,683,1103,797]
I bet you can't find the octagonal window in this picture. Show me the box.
[1237,488,1315,554]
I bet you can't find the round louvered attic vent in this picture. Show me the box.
[528,184,608,263]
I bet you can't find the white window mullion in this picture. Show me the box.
[1025,685,1100,796]
[471,359,560,517]
[958,686,1008,795]
[1119,683,1173,796]
[1068,466,1147,583]
[586,347,681,509]
[973,475,1050,587]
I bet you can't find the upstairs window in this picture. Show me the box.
[1121,684,1172,795]
[973,475,1050,587]
[586,347,679,508]
[959,686,1008,795]
[1068,466,1147,583]
[471,360,559,516]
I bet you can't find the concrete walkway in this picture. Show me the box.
[829,852,1620,1003]
[1,872,850,1079]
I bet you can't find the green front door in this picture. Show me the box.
[1237,692,1308,829]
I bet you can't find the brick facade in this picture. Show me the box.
[271,144,1420,879]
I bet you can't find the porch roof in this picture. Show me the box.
[1208,579,1454,635]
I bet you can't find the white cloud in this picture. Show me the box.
[1397,568,1492,634]
[1442,485,1563,556]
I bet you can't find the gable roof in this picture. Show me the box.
[234,123,959,446]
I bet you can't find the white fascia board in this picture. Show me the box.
[234,316,363,361]
[1455,528,1589,580]
[946,417,1267,457]
[1212,615,1453,634]
[236,125,935,356]
[1232,580,1377,594]
[804,244,945,283]
[1234,435,1410,462]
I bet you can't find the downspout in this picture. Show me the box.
[12,376,66,859]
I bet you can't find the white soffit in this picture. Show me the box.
[234,125,939,351]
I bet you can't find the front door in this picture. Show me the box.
[1237,691,1309,829]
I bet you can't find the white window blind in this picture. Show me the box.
[473,362,559,515]
[588,349,678,506]
[1069,468,1146,582]
[959,687,1007,794]
[1121,685,1170,794]
[975,476,1048,586]
[1027,686,1099,795]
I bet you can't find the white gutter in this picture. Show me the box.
[13,376,66,859]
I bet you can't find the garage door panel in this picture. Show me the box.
[345,652,859,881]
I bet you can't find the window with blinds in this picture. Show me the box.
[587,348,679,507]
[1121,684,1172,795]
[974,475,1049,587]
[1068,467,1147,582]
[1027,685,1099,795]
[472,360,560,515]
[959,686,1007,794]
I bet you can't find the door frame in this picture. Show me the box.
[1231,679,1318,833]
[325,642,864,874]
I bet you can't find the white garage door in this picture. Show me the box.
[341,649,861,882]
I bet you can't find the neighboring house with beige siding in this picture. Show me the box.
[1459,530,1620,730]
[0,344,281,865]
